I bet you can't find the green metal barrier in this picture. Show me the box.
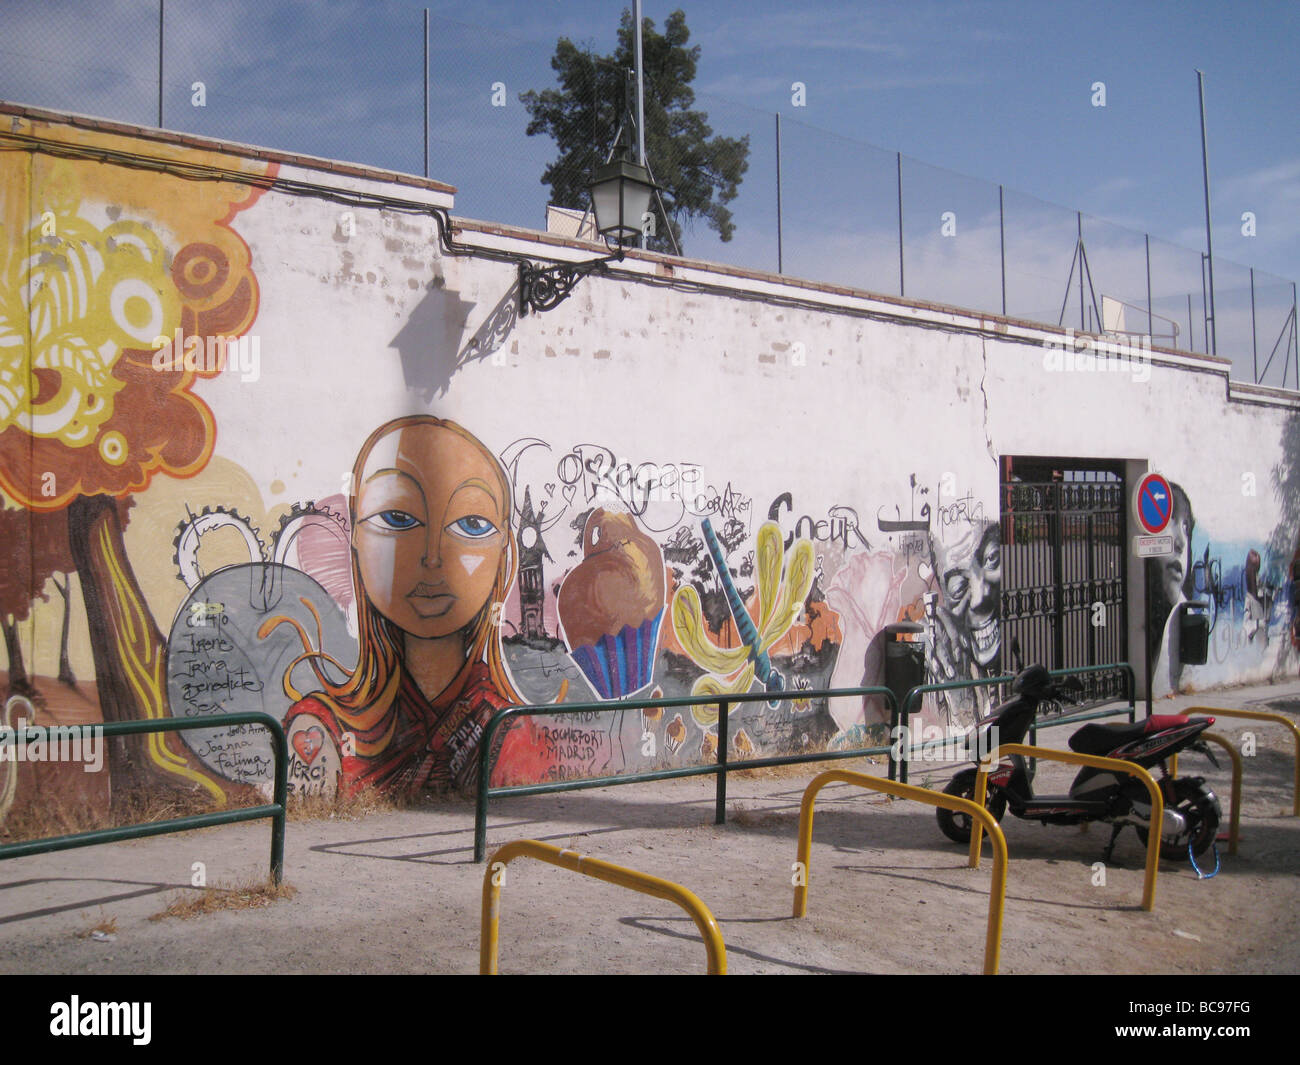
[0,712,288,884]
[474,685,899,863]
[893,662,1137,782]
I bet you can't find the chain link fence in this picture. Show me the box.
[2,0,1295,388]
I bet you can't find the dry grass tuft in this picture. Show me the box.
[1,787,258,844]
[285,785,399,823]
[731,755,883,782]
[149,877,298,921]
[76,911,119,938]
[729,807,788,827]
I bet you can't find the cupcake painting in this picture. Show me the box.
[557,508,667,699]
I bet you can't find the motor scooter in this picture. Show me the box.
[936,665,1222,863]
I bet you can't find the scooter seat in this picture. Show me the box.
[1068,714,1190,756]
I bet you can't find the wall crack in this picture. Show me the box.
[979,337,996,463]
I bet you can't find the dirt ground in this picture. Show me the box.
[2,683,1298,976]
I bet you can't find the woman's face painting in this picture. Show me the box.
[353,423,507,641]
[1161,494,1192,605]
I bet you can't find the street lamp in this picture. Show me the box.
[518,154,659,316]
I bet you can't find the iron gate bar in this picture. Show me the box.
[1000,473,1127,705]
[0,712,288,883]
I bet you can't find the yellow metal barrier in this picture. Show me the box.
[792,769,1008,975]
[972,744,1162,912]
[480,839,726,975]
[1183,707,1300,816]
[1200,732,1242,855]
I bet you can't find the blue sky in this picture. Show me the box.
[2,0,1296,379]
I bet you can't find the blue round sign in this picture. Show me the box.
[1134,473,1173,535]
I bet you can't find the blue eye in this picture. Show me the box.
[450,515,497,539]
[367,509,422,531]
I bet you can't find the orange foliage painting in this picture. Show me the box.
[0,116,273,805]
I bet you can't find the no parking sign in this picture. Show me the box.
[1132,471,1174,555]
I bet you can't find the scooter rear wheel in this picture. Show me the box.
[1135,787,1220,862]
[936,768,1007,845]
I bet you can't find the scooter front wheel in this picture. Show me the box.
[936,768,1007,845]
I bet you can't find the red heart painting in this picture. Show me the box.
[293,726,325,765]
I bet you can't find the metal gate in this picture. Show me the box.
[999,459,1128,706]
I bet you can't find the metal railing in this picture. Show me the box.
[479,838,726,974]
[792,769,1008,975]
[474,684,899,862]
[0,711,288,884]
[892,662,1138,781]
[476,666,1140,861]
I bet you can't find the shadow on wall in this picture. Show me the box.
[388,278,521,401]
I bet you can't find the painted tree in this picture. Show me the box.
[521,8,750,253]
[51,575,76,687]
[0,507,40,698]
[0,145,269,805]
[0,499,130,699]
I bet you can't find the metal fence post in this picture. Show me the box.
[1197,69,1218,358]
[715,698,729,824]
[775,112,783,274]
[423,9,429,179]
[1202,252,1210,354]
[1145,233,1153,338]
[896,151,904,298]
[1250,267,1258,383]
[1293,282,1299,390]
[999,184,1006,316]
[157,0,164,128]
[1077,211,1085,331]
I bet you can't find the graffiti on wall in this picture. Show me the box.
[1147,480,1294,695]
[0,117,1058,815]
[7,111,1300,830]
[0,125,275,814]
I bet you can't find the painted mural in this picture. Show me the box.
[2,109,1296,826]
[1,118,276,817]
[1147,479,1295,697]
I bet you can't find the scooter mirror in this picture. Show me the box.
[1012,664,1052,697]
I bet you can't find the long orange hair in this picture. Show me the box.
[271,416,521,732]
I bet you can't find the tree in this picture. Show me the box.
[521,8,750,254]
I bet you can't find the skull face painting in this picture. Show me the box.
[933,521,1003,673]
[946,522,1002,668]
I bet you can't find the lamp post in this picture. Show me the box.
[518,153,658,316]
